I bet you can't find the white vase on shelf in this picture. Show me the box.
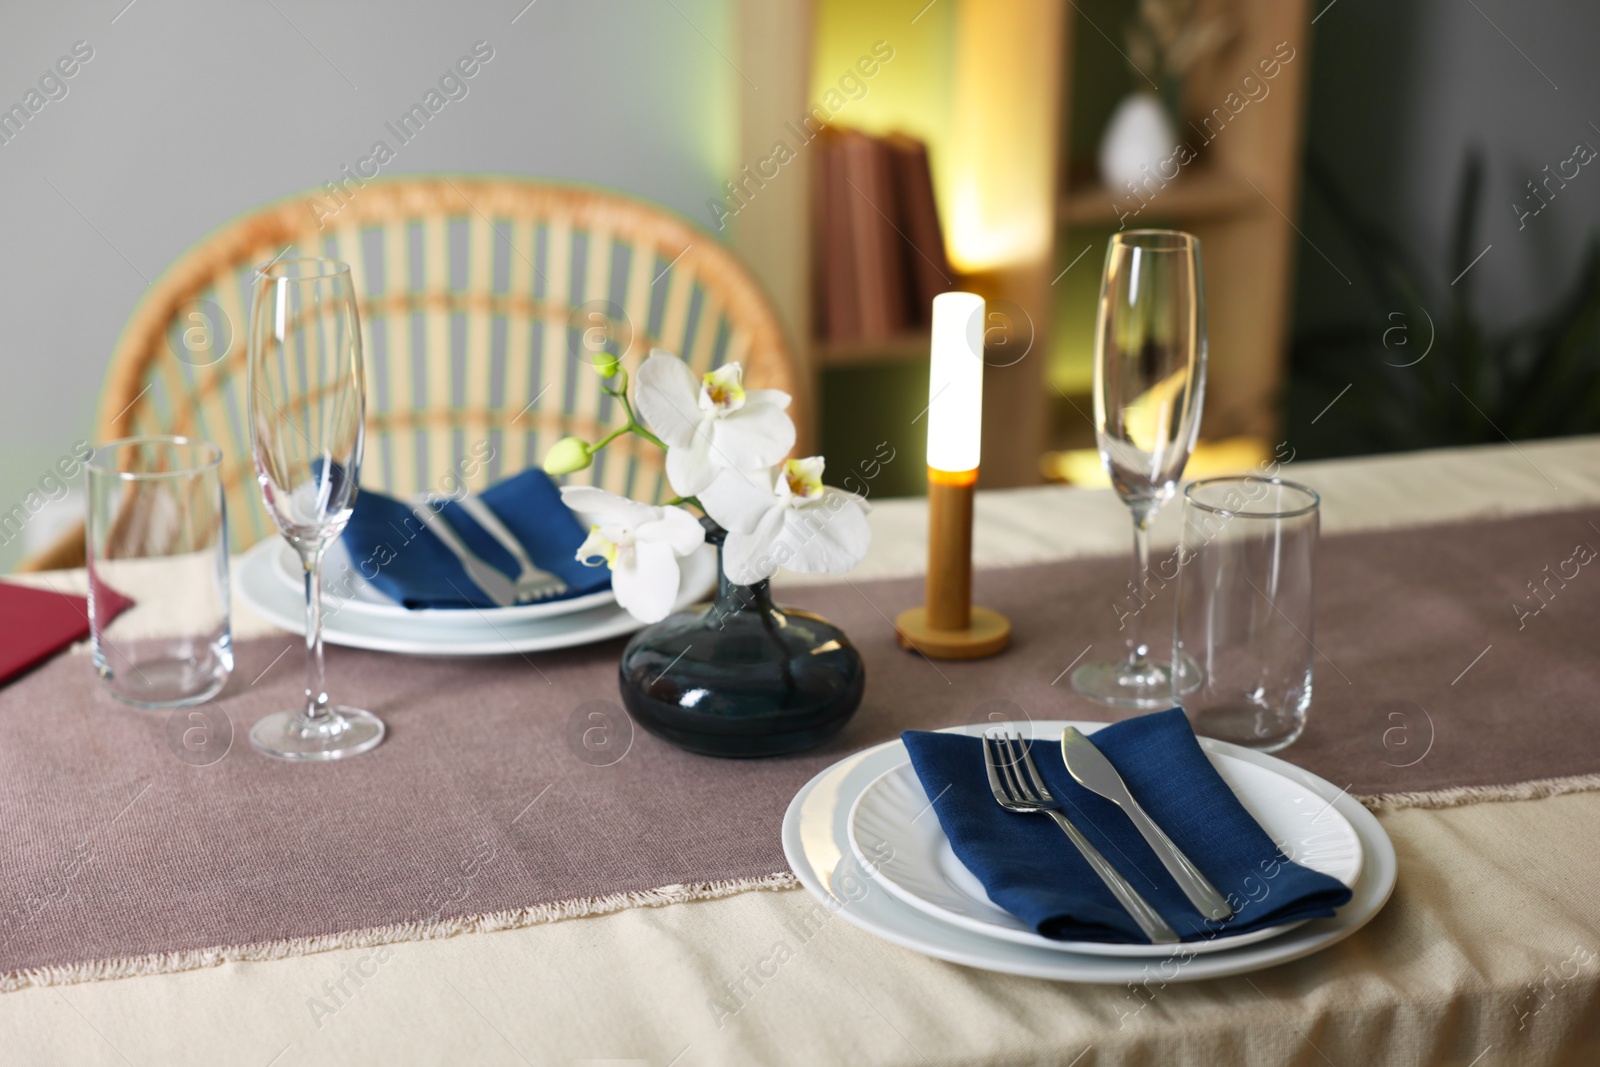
[1098,93,1178,195]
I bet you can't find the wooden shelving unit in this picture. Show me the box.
[806,0,1067,489]
[1058,164,1260,228]
[1053,0,1313,448]
[791,0,1310,487]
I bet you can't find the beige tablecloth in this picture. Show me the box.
[8,437,1600,1066]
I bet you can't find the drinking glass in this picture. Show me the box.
[1073,230,1207,709]
[247,257,384,760]
[86,436,232,707]
[1172,477,1320,752]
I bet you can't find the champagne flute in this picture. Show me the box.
[1072,230,1207,709]
[247,257,385,760]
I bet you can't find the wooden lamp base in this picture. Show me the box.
[895,468,1012,660]
[895,604,1012,660]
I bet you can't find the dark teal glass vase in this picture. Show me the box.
[617,522,865,758]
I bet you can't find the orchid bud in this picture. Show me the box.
[593,352,621,378]
[543,436,593,475]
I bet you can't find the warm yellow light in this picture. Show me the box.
[1123,368,1195,455]
[944,0,1062,272]
[1041,437,1275,487]
[927,291,985,473]
[808,0,1061,275]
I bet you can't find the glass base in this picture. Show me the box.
[250,705,385,761]
[1187,702,1306,753]
[1072,655,1201,711]
[95,635,233,710]
[100,659,229,710]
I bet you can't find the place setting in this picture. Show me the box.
[234,473,720,659]
[784,229,1394,983]
[783,713,1393,983]
[233,257,724,677]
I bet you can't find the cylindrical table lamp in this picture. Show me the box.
[895,292,1012,660]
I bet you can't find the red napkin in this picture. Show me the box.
[0,580,133,687]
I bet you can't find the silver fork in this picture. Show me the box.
[411,502,517,608]
[983,730,1179,944]
[454,495,568,602]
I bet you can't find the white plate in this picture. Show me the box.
[238,538,717,656]
[782,719,1397,984]
[271,539,618,626]
[847,740,1362,958]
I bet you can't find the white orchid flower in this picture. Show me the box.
[634,349,795,496]
[698,458,871,585]
[561,485,705,623]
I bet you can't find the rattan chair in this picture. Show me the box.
[24,175,800,571]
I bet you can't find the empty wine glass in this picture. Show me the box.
[247,257,384,760]
[1072,230,1207,709]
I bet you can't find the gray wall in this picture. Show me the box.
[0,0,734,569]
[1295,0,1600,331]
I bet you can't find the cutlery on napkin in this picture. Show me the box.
[0,580,133,687]
[409,500,521,608]
[901,708,1354,943]
[1060,725,1234,921]
[984,729,1179,943]
[339,469,611,610]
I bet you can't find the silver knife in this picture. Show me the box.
[1060,727,1234,921]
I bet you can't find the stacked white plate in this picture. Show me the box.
[236,537,717,655]
[781,719,1397,983]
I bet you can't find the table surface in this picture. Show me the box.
[9,436,1600,1066]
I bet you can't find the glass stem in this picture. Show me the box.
[1126,506,1155,670]
[299,541,335,726]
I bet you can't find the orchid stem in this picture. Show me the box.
[630,423,668,451]
[587,392,670,458]
[608,390,668,452]
[591,425,632,450]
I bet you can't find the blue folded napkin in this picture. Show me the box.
[902,708,1354,943]
[340,469,610,609]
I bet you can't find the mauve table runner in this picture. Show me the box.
[2,506,1598,980]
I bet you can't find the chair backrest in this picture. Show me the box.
[93,175,800,556]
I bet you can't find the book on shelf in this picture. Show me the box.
[840,128,907,339]
[813,128,952,344]
[814,129,861,341]
[883,132,953,317]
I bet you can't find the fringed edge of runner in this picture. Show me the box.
[0,871,800,993]
[1358,771,1600,811]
